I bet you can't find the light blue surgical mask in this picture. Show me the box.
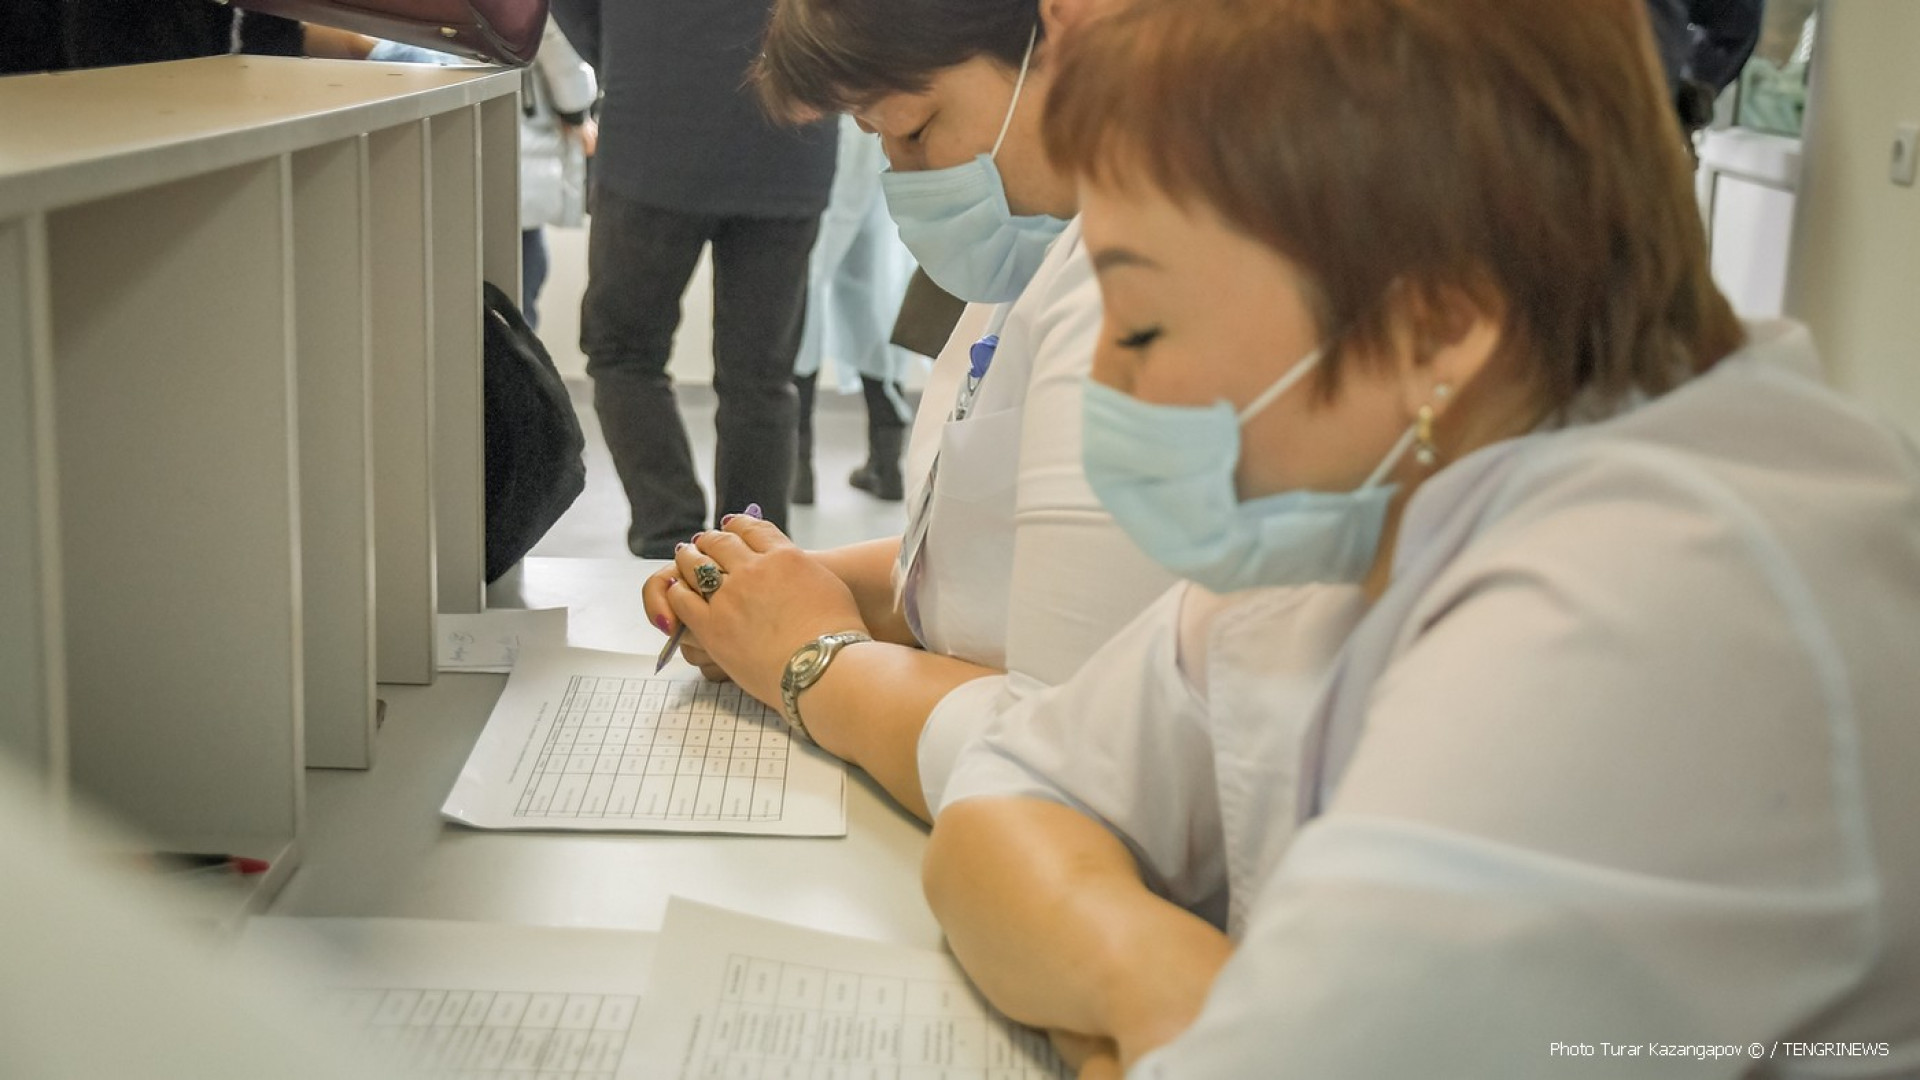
[1081,347,1417,592]
[879,27,1068,303]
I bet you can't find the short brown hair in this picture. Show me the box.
[1045,0,1744,411]
[754,0,1038,122]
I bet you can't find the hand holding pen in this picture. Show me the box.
[649,503,761,675]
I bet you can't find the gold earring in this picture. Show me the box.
[1414,405,1439,467]
[1414,382,1449,468]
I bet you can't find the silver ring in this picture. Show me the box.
[692,561,725,597]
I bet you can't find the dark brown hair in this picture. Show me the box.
[1046,0,1745,410]
[754,0,1038,121]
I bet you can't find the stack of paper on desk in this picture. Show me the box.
[441,646,848,837]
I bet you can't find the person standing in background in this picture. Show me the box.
[792,115,921,505]
[516,18,597,330]
[1645,0,1764,135]
[549,0,837,555]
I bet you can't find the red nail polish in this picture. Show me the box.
[653,615,670,631]
[720,514,735,525]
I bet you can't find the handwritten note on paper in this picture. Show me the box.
[437,608,568,673]
[628,900,1068,1079]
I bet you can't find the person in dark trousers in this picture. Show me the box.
[1646,0,1765,135]
[549,0,837,557]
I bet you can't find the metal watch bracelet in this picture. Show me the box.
[778,631,872,744]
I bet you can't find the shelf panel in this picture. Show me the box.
[479,94,522,302]
[293,137,378,769]
[0,57,517,221]
[0,214,67,798]
[48,159,303,844]
[431,107,485,615]
[368,121,438,686]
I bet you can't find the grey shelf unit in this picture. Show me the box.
[0,55,519,915]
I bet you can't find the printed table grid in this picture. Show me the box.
[697,955,1067,1080]
[515,676,791,821]
[321,987,639,1079]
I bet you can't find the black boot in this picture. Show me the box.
[849,376,907,501]
[791,372,817,506]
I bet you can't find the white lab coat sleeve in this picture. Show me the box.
[534,19,597,117]
[546,0,599,73]
[1131,446,1884,1078]
[938,588,1228,911]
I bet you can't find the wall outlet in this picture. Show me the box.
[1893,123,1919,187]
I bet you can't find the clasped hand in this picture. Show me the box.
[640,516,867,711]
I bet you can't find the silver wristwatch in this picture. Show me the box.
[778,631,871,743]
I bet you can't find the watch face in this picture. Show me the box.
[795,642,825,670]
[785,641,826,691]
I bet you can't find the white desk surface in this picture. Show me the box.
[270,557,942,949]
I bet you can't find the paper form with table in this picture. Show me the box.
[237,917,657,1080]
[442,645,848,836]
[629,899,1069,1080]
[238,904,1064,1080]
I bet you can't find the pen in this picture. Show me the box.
[655,502,760,673]
[149,852,272,875]
[953,305,1012,423]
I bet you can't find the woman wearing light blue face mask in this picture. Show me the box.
[925,0,1920,1075]
[637,0,1175,824]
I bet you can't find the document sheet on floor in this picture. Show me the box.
[628,899,1069,1080]
[442,646,848,836]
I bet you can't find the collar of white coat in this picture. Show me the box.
[1389,317,1822,580]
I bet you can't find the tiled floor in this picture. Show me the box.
[528,379,914,560]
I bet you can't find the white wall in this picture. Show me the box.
[1786,0,1920,438]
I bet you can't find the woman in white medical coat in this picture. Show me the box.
[924,0,1920,1075]
[640,0,1173,821]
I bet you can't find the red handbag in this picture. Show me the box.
[224,0,548,66]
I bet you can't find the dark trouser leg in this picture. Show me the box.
[707,213,820,533]
[791,371,817,505]
[520,227,549,331]
[850,375,907,501]
[581,189,713,558]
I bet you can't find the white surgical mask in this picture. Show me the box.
[879,26,1068,303]
[1081,347,1417,592]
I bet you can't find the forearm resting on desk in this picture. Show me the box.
[800,642,996,822]
[923,798,1233,1068]
[813,537,915,647]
